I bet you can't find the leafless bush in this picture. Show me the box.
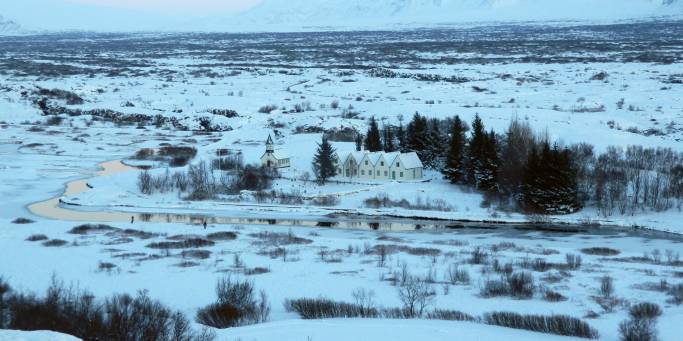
[146,238,215,249]
[284,298,378,319]
[619,318,658,341]
[668,283,683,305]
[196,277,270,328]
[599,276,615,298]
[469,247,489,265]
[426,309,476,322]
[258,105,278,114]
[629,302,662,320]
[581,247,620,256]
[26,234,48,242]
[3,276,212,340]
[484,312,599,339]
[397,277,435,317]
[445,265,470,285]
[42,239,68,247]
[566,253,582,270]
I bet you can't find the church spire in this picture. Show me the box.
[266,134,274,153]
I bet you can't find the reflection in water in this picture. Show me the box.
[27,160,652,235]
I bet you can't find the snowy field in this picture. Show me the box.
[1,23,682,340]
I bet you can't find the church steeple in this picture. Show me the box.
[266,134,274,153]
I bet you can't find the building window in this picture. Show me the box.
[365,160,368,165]
[381,161,384,166]
[397,162,400,167]
[400,172,404,178]
[369,170,373,175]
[384,171,388,176]
[361,170,365,175]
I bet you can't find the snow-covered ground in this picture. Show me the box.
[0,26,682,340]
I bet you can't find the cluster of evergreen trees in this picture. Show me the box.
[318,113,683,216]
[355,113,580,214]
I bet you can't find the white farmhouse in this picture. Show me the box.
[260,134,290,169]
[336,148,423,181]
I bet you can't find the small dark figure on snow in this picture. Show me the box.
[203,221,207,230]
[130,216,134,224]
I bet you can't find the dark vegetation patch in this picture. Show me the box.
[147,238,215,249]
[0,276,213,340]
[68,224,118,235]
[483,312,599,339]
[42,239,68,247]
[181,249,212,260]
[249,231,313,246]
[11,218,35,224]
[195,277,270,329]
[206,231,238,241]
[581,247,620,256]
[25,234,48,242]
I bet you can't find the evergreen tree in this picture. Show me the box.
[466,114,486,186]
[478,130,499,193]
[499,118,535,199]
[364,116,382,152]
[443,115,467,183]
[522,142,581,214]
[406,112,429,160]
[312,136,337,185]
[425,118,446,169]
[382,125,397,152]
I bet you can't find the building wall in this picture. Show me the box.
[261,153,290,168]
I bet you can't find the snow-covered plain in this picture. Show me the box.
[0,24,682,340]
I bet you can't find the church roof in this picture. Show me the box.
[266,134,273,144]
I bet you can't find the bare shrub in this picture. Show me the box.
[668,283,683,305]
[26,234,48,242]
[258,105,278,114]
[543,289,568,302]
[426,309,476,322]
[11,218,34,224]
[481,278,510,298]
[581,247,620,256]
[42,239,68,247]
[146,238,215,249]
[68,224,118,235]
[629,302,662,320]
[284,298,377,319]
[196,277,270,328]
[566,253,582,270]
[4,276,212,340]
[206,232,238,241]
[445,265,470,285]
[484,312,599,339]
[507,272,535,299]
[619,319,658,341]
[397,277,435,317]
[599,276,615,298]
[470,247,489,265]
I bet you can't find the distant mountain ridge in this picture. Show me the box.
[0,15,21,35]
[228,0,683,30]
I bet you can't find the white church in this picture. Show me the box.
[335,148,424,181]
[260,134,290,169]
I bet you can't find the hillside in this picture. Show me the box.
[229,0,683,30]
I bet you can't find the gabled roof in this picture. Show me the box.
[338,150,422,169]
[266,134,273,144]
[381,152,400,165]
[397,152,423,169]
[273,149,289,160]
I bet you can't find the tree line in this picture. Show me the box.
[354,113,683,215]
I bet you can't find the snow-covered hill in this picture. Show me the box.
[0,15,21,35]
[229,0,683,30]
